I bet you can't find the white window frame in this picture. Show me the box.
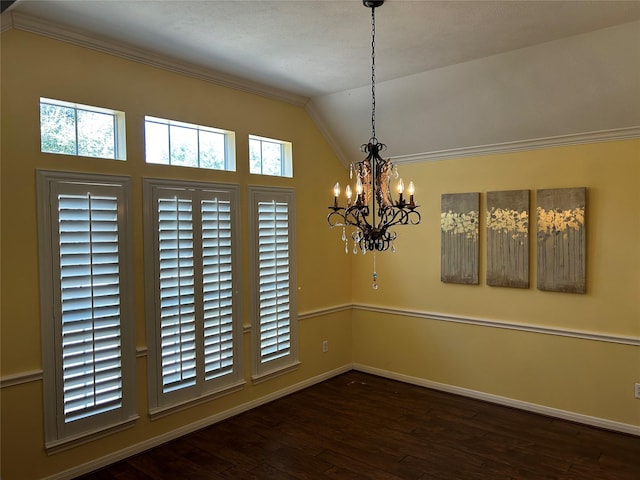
[39,97,126,160]
[248,186,299,382]
[36,170,137,452]
[248,135,293,177]
[144,116,236,171]
[143,178,244,418]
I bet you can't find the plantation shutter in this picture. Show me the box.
[145,180,241,411]
[157,194,196,393]
[249,186,297,380]
[40,172,135,447]
[201,196,234,380]
[257,200,292,363]
[57,191,124,422]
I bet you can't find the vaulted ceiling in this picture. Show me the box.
[3,0,640,164]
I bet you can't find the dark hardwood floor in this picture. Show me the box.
[78,371,640,479]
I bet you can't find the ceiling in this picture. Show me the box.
[3,0,640,163]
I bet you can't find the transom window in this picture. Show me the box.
[40,98,126,160]
[249,135,293,177]
[145,116,236,171]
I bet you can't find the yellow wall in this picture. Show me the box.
[352,140,640,426]
[0,30,352,480]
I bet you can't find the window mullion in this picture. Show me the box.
[196,128,201,169]
[74,107,79,156]
[167,125,173,165]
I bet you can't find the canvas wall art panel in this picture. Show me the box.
[536,187,586,293]
[441,192,479,284]
[486,190,530,288]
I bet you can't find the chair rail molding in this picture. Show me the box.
[352,303,640,346]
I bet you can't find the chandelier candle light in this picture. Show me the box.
[328,0,421,289]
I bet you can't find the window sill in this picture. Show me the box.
[251,361,301,385]
[149,379,247,421]
[45,414,139,455]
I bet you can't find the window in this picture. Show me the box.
[249,135,293,177]
[249,186,298,381]
[143,179,243,416]
[145,116,236,171]
[40,98,126,160]
[36,171,136,450]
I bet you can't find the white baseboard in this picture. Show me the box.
[353,364,640,437]
[43,364,352,480]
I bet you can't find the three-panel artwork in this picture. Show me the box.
[440,187,586,293]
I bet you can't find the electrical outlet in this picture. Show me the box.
[635,383,640,399]
[322,340,329,353]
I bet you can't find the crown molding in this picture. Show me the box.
[1,10,14,32]
[391,126,640,164]
[4,12,309,107]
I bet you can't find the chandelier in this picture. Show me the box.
[328,0,421,288]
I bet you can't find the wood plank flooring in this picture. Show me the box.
[77,371,640,479]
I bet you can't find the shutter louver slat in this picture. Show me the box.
[57,192,124,423]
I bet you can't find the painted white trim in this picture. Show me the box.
[42,364,352,480]
[390,127,640,164]
[298,303,352,321]
[1,10,14,32]
[0,369,43,388]
[135,346,147,357]
[353,364,640,437]
[6,12,308,107]
[353,303,640,346]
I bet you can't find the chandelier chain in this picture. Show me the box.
[370,5,376,141]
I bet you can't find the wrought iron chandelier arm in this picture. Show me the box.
[380,205,422,227]
[327,205,372,230]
